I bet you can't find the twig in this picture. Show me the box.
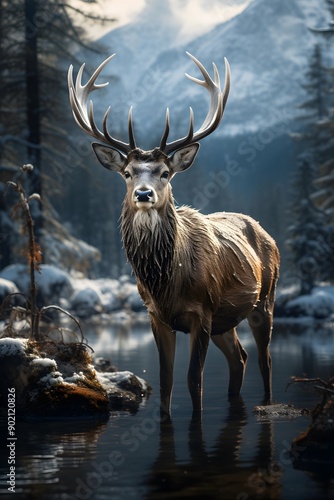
[285,376,328,392]
[40,305,85,343]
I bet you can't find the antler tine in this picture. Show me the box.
[160,108,170,151]
[222,57,231,109]
[212,62,221,89]
[161,52,230,156]
[68,54,136,154]
[128,107,137,150]
[159,107,194,154]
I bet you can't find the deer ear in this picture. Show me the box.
[169,143,200,173]
[92,143,127,172]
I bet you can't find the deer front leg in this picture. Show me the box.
[188,320,210,411]
[151,317,176,414]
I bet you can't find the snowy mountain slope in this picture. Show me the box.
[136,0,327,143]
[83,0,327,147]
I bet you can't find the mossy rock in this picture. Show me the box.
[0,337,151,419]
[25,384,109,418]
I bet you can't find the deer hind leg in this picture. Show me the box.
[187,317,211,411]
[211,328,248,396]
[247,300,274,402]
[151,318,176,414]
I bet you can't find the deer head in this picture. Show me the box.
[68,52,230,213]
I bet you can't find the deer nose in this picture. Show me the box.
[135,189,153,202]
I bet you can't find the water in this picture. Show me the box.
[1,319,334,499]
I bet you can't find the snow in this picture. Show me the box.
[0,264,73,302]
[63,372,86,384]
[71,286,104,317]
[34,361,87,387]
[32,357,57,369]
[283,286,334,319]
[0,263,144,321]
[0,278,19,298]
[83,0,327,142]
[96,370,149,393]
[0,336,151,417]
[39,371,65,386]
[70,276,143,318]
[0,338,28,356]
[41,230,101,275]
[276,285,334,324]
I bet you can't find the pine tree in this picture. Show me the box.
[0,0,114,270]
[308,0,334,280]
[286,153,329,294]
[287,43,330,292]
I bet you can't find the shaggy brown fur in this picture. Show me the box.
[122,194,279,336]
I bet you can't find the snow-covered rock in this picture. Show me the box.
[0,277,19,299]
[69,276,142,317]
[0,264,73,306]
[284,286,334,319]
[0,337,29,356]
[96,370,151,412]
[0,278,20,317]
[118,278,145,312]
[41,227,101,276]
[0,337,151,418]
[0,263,144,321]
[71,286,104,318]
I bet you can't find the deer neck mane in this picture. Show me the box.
[121,198,177,295]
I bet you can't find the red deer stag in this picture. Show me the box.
[68,53,280,414]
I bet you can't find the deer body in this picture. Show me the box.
[68,53,280,413]
[123,201,270,333]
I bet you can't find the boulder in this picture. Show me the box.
[0,337,151,419]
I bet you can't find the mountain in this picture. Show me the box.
[83,0,327,148]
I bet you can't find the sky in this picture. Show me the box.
[78,0,251,41]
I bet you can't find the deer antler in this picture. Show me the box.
[67,54,136,154]
[68,52,230,156]
[160,52,230,155]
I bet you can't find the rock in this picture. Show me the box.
[26,384,109,418]
[0,277,19,300]
[291,379,334,466]
[0,337,108,419]
[254,403,310,420]
[94,357,117,372]
[71,287,104,318]
[0,338,34,414]
[0,336,151,419]
[126,289,145,312]
[0,278,22,319]
[0,264,73,307]
[96,370,152,413]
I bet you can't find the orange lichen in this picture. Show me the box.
[26,384,109,418]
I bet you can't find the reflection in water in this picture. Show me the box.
[1,322,333,499]
[0,419,108,498]
[83,320,153,359]
[145,398,282,499]
[272,321,334,382]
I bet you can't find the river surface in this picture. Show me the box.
[0,319,334,499]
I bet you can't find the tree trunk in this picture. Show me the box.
[24,0,43,237]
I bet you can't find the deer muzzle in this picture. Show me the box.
[135,189,153,202]
[134,188,156,210]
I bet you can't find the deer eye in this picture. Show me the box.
[161,171,169,180]
[124,171,131,179]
